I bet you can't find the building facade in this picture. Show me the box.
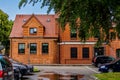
[10,14,120,64]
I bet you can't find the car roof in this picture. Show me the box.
[96,55,113,58]
[111,58,120,63]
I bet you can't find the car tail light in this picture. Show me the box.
[0,70,3,78]
[94,58,96,62]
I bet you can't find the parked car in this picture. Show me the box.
[13,66,22,80]
[0,55,14,80]
[12,62,28,77]
[92,55,115,67]
[9,58,33,73]
[99,58,120,72]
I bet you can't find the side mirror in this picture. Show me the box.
[116,62,120,65]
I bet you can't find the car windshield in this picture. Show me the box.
[108,57,115,60]
[110,58,120,64]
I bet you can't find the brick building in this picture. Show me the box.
[10,14,120,64]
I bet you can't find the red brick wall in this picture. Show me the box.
[60,44,95,64]
[59,23,120,64]
[10,38,59,64]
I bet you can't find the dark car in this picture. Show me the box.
[99,58,120,72]
[9,58,33,73]
[92,55,115,67]
[12,63,28,76]
[0,55,14,80]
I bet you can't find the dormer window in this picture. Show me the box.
[30,28,37,34]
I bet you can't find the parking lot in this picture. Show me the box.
[22,65,100,80]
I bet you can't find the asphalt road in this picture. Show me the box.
[22,66,100,80]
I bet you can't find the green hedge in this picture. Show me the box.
[95,72,120,80]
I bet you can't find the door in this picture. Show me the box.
[113,60,120,71]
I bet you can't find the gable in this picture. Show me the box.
[9,14,58,38]
[22,15,44,37]
[23,15,44,28]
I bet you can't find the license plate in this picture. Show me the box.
[8,71,13,75]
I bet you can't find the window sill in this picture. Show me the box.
[42,53,49,55]
[18,53,25,55]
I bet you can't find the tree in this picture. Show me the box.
[19,0,120,46]
[0,9,13,54]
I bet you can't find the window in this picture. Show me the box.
[18,43,25,54]
[82,47,89,58]
[94,33,100,39]
[70,29,77,39]
[94,47,104,57]
[110,32,116,40]
[71,47,77,58]
[30,28,37,34]
[30,43,37,54]
[42,43,49,54]
[117,33,120,39]
[93,29,100,39]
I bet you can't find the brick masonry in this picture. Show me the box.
[10,14,120,64]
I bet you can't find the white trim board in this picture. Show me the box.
[59,42,96,45]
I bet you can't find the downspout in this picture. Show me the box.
[55,17,61,64]
[58,38,60,64]
[10,38,12,58]
[58,24,61,64]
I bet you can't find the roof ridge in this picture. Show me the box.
[16,14,55,16]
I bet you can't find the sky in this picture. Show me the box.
[0,0,54,20]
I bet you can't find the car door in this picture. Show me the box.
[5,57,14,80]
[113,60,120,72]
[1,57,14,80]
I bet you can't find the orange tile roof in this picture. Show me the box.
[10,14,58,38]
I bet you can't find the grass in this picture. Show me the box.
[95,72,120,80]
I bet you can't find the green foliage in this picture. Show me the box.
[95,72,120,80]
[0,9,13,54]
[19,0,120,45]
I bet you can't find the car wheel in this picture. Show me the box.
[108,68,113,72]
[18,72,22,79]
[97,63,102,67]
[14,72,22,80]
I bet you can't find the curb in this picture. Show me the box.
[32,64,92,66]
